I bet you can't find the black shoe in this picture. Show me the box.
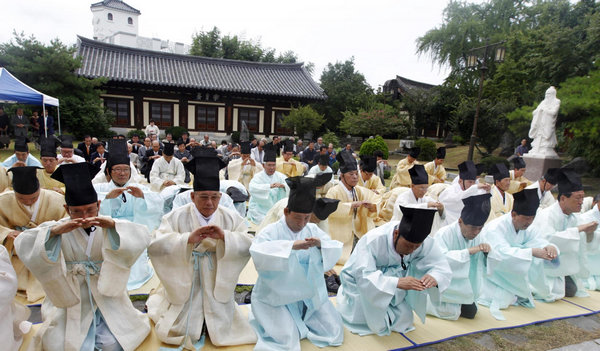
[244,291,252,304]
[325,274,340,294]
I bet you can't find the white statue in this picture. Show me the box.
[528,86,560,158]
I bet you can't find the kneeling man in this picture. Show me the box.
[250,175,344,350]
[336,206,451,336]
[147,147,256,349]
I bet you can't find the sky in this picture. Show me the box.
[1,0,458,88]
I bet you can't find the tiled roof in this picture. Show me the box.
[394,75,435,91]
[75,36,326,100]
[90,0,141,15]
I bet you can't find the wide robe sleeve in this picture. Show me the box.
[14,221,79,308]
[98,219,151,297]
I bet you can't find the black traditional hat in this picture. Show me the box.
[409,147,421,159]
[51,163,100,206]
[397,206,437,244]
[409,164,428,185]
[240,141,251,155]
[557,168,583,194]
[40,138,57,158]
[163,143,175,156]
[313,198,340,220]
[436,147,446,159]
[187,147,226,191]
[513,157,526,170]
[8,166,41,195]
[461,193,492,226]
[360,155,377,173]
[512,189,540,216]
[14,137,28,152]
[226,186,248,203]
[59,135,74,149]
[263,143,277,163]
[458,161,478,180]
[283,140,294,153]
[314,172,332,186]
[318,154,329,166]
[475,163,487,176]
[106,139,129,172]
[490,163,510,182]
[336,150,357,173]
[285,176,319,213]
[543,168,560,185]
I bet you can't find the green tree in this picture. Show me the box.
[190,26,299,63]
[339,103,410,138]
[281,106,325,139]
[0,32,113,138]
[359,136,389,159]
[313,58,373,132]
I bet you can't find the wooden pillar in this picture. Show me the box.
[134,93,144,129]
[225,99,233,133]
[264,102,272,137]
[179,97,188,130]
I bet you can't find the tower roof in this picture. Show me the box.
[90,0,141,15]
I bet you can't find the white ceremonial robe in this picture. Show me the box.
[477,214,556,320]
[149,157,186,192]
[336,221,451,336]
[580,206,600,290]
[94,181,164,290]
[249,218,344,350]
[438,178,487,225]
[147,204,257,348]
[532,202,587,301]
[426,221,484,320]
[526,181,556,210]
[226,158,263,191]
[0,245,31,351]
[14,218,151,351]
[391,189,445,234]
[247,170,289,224]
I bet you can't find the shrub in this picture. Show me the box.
[359,135,389,159]
[321,131,340,148]
[165,126,188,141]
[414,138,436,161]
[452,135,465,145]
[127,129,146,139]
[331,161,340,174]
[479,156,510,174]
[383,170,391,179]
[340,103,410,138]
[231,131,255,144]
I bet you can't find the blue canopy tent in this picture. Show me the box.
[0,67,61,137]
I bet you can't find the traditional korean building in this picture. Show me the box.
[75,36,325,137]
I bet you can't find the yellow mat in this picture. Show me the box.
[18,294,598,351]
[563,290,600,312]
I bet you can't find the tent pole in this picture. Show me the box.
[58,106,61,135]
[43,105,47,139]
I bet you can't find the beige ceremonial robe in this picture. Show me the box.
[147,204,257,347]
[358,170,386,195]
[375,186,410,224]
[276,157,305,178]
[1,245,31,351]
[0,165,9,193]
[36,168,64,193]
[226,158,263,190]
[14,218,151,351]
[326,183,380,264]
[487,185,514,223]
[424,161,447,184]
[389,157,418,189]
[507,170,533,194]
[0,189,67,302]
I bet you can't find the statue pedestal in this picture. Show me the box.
[523,154,562,181]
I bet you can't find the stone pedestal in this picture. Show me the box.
[523,154,562,181]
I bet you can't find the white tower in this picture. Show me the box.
[91,0,140,46]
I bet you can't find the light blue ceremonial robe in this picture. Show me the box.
[247,171,289,224]
[532,202,588,300]
[476,213,555,320]
[249,218,343,350]
[94,181,164,290]
[336,221,451,336]
[1,153,42,168]
[579,206,600,290]
[426,221,484,320]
